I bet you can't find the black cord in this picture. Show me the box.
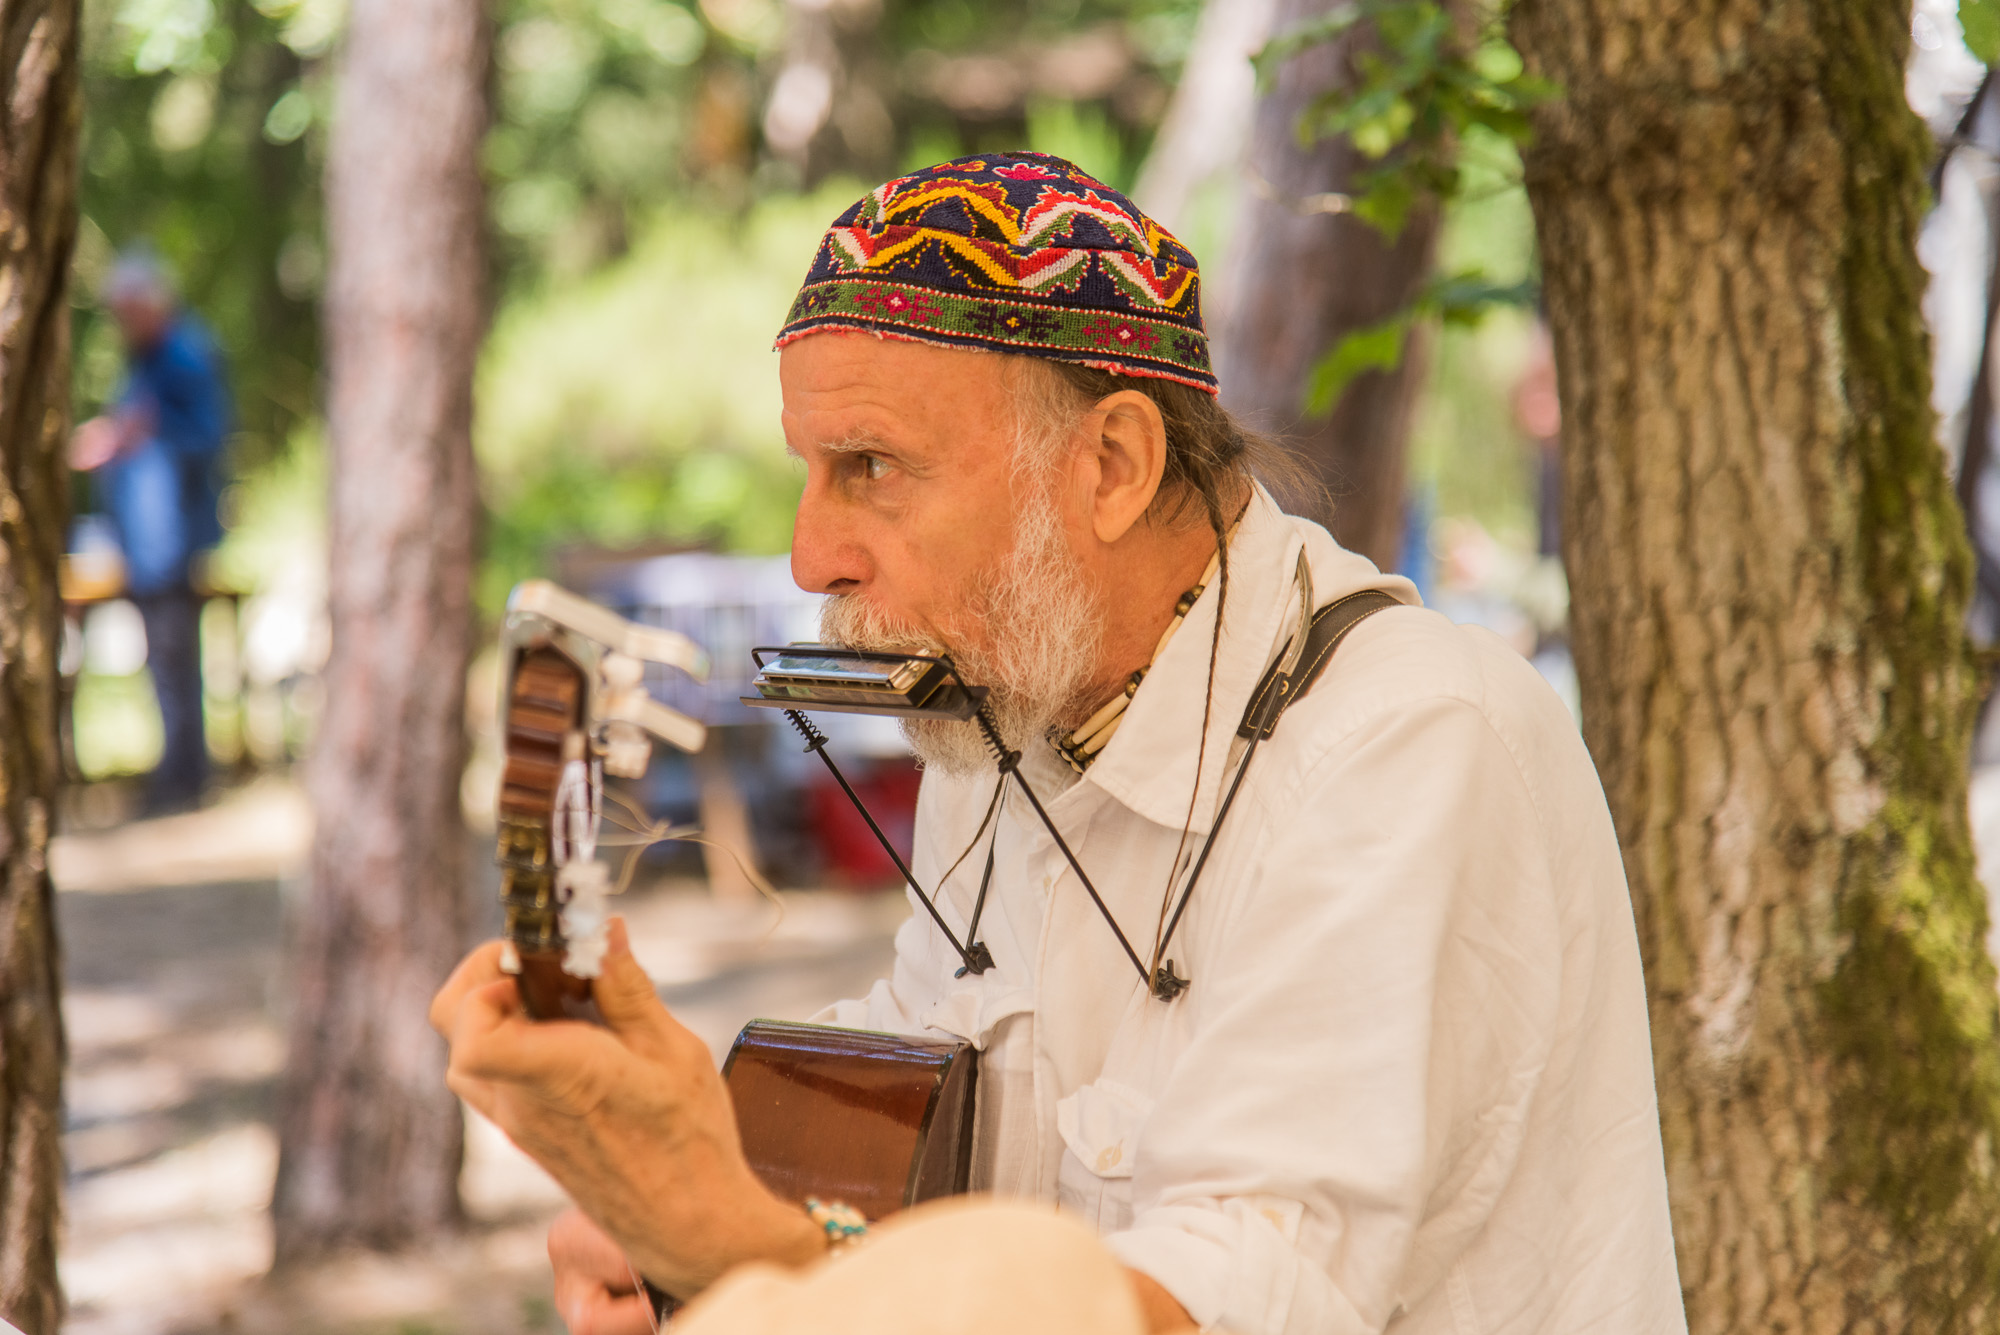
[1151,728,1270,999]
[956,841,1000,979]
[783,709,992,975]
[974,706,1151,987]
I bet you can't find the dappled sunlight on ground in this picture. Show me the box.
[54,777,903,1335]
[52,776,311,894]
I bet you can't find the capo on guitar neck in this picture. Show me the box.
[495,581,710,1020]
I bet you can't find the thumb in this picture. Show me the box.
[590,918,666,1036]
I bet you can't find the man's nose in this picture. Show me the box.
[790,480,865,595]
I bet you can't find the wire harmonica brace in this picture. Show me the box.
[783,709,993,976]
[974,706,1156,991]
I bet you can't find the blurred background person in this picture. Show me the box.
[70,249,232,815]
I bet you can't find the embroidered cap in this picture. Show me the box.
[774,152,1216,394]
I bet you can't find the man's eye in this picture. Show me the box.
[861,454,891,481]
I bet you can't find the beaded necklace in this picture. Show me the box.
[1054,544,1224,774]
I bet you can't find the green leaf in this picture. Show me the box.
[1421,270,1540,324]
[1254,4,1366,84]
[1352,170,1419,238]
[1350,97,1416,157]
[1270,0,1560,239]
[1963,0,2000,64]
[1471,41,1523,84]
[1304,314,1413,416]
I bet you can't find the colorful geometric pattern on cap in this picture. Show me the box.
[775,152,1216,394]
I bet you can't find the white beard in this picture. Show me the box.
[818,474,1102,777]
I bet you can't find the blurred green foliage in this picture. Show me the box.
[487,0,733,289]
[1256,0,1546,419]
[71,669,164,778]
[475,187,852,612]
[84,0,1203,602]
[1406,130,1538,542]
[75,0,332,469]
[1255,0,1548,239]
[1963,0,1999,63]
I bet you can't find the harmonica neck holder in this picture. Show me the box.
[781,708,993,977]
[972,706,1154,989]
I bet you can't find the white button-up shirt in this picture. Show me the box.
[818,489,1686,1335]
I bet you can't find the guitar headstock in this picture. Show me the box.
[496,581,709,1020]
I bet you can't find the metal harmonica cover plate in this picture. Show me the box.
[753,647,947,709]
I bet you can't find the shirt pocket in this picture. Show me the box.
[1055,1078,1154,1234]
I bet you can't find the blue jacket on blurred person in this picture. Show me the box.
[71,250,233,813]
[98,308,230,595]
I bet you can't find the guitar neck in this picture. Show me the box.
[498,646,597,1022]
[515,946,599,1022]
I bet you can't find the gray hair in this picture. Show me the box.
[1005,356,1277,536]
[100,248,176,308]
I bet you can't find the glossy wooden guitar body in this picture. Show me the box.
[724,1020,977,1218]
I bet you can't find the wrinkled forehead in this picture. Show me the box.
[779,330,1023,452]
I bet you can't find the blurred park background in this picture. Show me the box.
[29,0,2000,1330]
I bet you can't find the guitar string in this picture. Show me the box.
[1146,518,1229,981]
[929,772,1008,956]
[595,790,788,942]
[625,1259,663,1335]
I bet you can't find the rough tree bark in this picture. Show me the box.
[1513,0,2000,1326]
[1213,0,1441,574]
[0,2,72,1327]
[271,0,487,1260]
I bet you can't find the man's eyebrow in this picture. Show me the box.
[794,431,889,457]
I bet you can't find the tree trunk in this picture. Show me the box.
[0,2,73,1327]
[1514,0,2000,1326]
[762,0,894,185]
[271,0,487,1261]
[1129,0,1275,237]
[1213,0,1441,574]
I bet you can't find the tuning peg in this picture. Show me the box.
[602,720,653,779]
[508,580,710,681]
[602,652,644,691]
[603,691,706,755]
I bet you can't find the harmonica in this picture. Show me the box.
[742,644,987,720]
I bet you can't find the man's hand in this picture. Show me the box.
[430,920,825,1297]
[1127,1268,1198,1334]
[548,1207,655,1335]
[69,416,122,471]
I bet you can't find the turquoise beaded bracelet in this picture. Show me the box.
[805,1197,869,1254]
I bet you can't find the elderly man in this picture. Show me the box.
[433,154,1685,1335]
[71,251,231,814]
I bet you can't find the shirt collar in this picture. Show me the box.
[1068,486,1419,834]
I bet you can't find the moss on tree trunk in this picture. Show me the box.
[1512,0,2000,1326]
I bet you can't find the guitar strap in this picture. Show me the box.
[1237,589,1405,739]
[1145,586,1404,998]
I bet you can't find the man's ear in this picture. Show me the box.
[1089,389,1167,545]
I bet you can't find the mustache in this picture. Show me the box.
[817,595,949,661]
[815,462,1102,774]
